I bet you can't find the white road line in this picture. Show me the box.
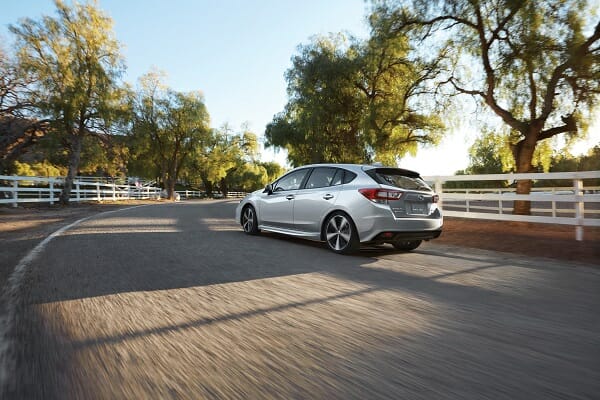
[0,204,150,393]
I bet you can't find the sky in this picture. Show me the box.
[1,0,598,176]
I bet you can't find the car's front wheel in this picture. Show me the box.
[241,205,260,235]
[324,212,359,254]
[393,240,422,251]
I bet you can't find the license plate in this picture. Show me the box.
[410,203,425,214]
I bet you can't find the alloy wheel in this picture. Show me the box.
[326,214,352,251]
[242,207,254,233]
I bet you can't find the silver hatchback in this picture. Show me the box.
[235,164,442,254]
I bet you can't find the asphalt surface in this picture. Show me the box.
[2,200,600,399]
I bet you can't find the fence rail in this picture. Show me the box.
[0,175,165,205]
[423,170,600,241]
[0,175,247,206]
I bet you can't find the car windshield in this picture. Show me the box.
[366,168,432,191]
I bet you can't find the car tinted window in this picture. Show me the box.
[366,168,431,191]
[305,167,337,189]
[331,169,343,186]
[342,170,357,184]
[274,169,309,191]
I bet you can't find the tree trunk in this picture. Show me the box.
[59,133,83,205]
[167,178,176,200]
[512,132,537,215]
[220,177,228,198]
[201,175,213,197]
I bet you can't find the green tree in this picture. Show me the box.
[465,130,554,174]
[266,35,365,166]
[548,144,600,185]
[161,91,210,198]
[127,71,163,182]
[465,131,509,175]
[10,0,125,204]
[579,145,600,172]
[183,125,274,196]
[266,31,444,166]
[374,0,600,214]
[259,161,286,183]
[226,162,268,193]
[184,126,240,197]
[358,15,445,165]
[0,46,51,173]
[130,72,210,199]
[221,128,261,195]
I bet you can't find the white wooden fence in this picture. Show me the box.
[423,170,600,241]
[0,175,164,205]
[0,175,247,205]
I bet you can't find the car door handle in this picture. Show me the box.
[286,195,295,200]
[323,194,334,200]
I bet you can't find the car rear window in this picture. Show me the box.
[343,170,357,184]
[330,169,357,186]
[366,168,431,191]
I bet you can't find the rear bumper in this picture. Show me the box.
[355,207,443,242]
[369,229,442,243]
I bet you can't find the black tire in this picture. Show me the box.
[241,205,260,235]
[324,212,359,254]
[393,240,422,251]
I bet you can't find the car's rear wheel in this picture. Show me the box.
[241,205,260,235]
[393,240,422,251]
[324,212,359,254]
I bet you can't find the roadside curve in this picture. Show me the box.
[0,204,152,395]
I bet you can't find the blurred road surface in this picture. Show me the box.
[3,200,599,399]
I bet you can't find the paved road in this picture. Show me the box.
[3,200,600,399]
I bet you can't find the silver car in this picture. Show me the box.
[235,164,442,254]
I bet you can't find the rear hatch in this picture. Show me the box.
[364,167,435,218]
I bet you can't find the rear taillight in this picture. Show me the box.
[359,188,404,204]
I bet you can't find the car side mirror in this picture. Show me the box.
[264,184,273,194]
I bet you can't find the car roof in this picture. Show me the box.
[295,163,421,177]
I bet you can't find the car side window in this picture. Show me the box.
[342,171,357,184]
[305,167,337,189]
[331,169,343,186]
[273,169,309,191]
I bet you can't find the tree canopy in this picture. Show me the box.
[266,28,444,167]
[10,0,125,203]
[130,71,210,199]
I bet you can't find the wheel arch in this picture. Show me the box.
[240,201,258,225]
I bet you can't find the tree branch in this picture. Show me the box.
[488,4,522,47]
[538,115,577,140]
[539,20,600,123]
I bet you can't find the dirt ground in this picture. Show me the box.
[1,200,598,266]
[436,217,599,265]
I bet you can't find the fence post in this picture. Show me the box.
[50,179,55,205]
[552,188,557,218]
[498,189,503,214]
[12,180,18,208]
[574,179,584,241]
[465,189,470,212]
[112,182,116,201]
[96,182,101,201]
